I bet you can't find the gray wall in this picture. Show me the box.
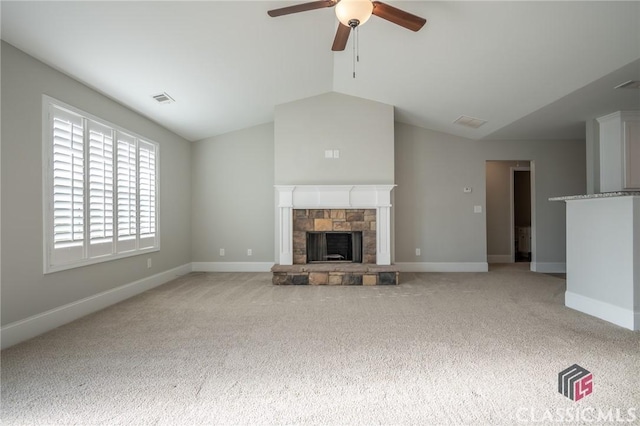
[191,123,275,262]
[394,123,586,266]
[274,92,394,185]
[1,42,192,325]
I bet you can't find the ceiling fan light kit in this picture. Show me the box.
[335,0,373,27]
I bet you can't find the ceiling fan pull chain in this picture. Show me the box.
[352,26,356,78]
[356,26,360,63]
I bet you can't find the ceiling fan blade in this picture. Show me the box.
[268,1,336,17]
[371,1,426,32]
[332,23,351,51]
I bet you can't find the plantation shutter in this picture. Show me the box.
[138,140,157,249]
[88,120,114,257]
[44,97,160,273]
[116,133,137,253]
[50,106,85,265]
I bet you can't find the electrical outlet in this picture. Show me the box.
[474,205,482,213]
[147,258,152,269]
[219,248,225,256]
[333,150,340,159]
[325,150,333,159]
[415,248,421,256]
[247,249,252,256]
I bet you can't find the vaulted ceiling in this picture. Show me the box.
[2,1,639,142]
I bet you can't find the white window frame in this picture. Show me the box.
[42,95,160,273]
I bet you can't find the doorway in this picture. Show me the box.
[512,167,531,262]
[486,161,533,265]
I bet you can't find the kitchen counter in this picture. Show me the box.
[549,191,640,201]
[554,194,639,331]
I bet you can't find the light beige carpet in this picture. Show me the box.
[1,269,639,425]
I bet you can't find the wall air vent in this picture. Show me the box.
[151,92,175,104]
[453,115,487,129]
[614,80,640,89]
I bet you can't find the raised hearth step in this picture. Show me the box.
[271,263,399,286]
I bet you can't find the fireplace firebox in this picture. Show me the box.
[307,232,363,263]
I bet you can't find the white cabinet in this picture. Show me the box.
[625,119,640,189]
[598,111,640,192]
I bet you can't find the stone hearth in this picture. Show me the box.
[272,263,399,285]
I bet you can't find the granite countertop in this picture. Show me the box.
[549,191,640,201]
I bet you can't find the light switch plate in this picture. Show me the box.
[474,205,482,213]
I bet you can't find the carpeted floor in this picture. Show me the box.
[1,269,638,425]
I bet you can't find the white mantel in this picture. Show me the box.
[275,185,395,265]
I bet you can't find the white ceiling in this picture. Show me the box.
[2,1,639,142]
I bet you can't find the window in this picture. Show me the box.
[43,96,159,273]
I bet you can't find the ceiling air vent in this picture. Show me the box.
[614,80,640,89]
[453,115,487,129]
[151,92,175,104]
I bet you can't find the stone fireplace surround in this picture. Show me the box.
[293,208,376,264]
[272,185,398,285]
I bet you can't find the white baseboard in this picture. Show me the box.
[487,255,512,264]
[192,262,274,272]
[565,291,638,331]
[531,262,566,273]
[1,263,192,350]
[395,262,489,273]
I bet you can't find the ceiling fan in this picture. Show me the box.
[267,0,427,51]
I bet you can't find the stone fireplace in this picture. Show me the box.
[272,185,398,285]
[293,208,376,264]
